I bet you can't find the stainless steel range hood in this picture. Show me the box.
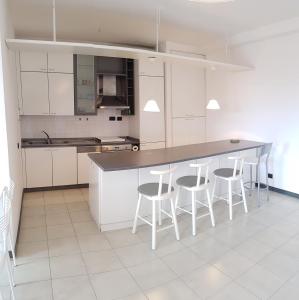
[98,96,130,109]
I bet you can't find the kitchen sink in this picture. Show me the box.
[22,137,101,147]
[25,139,50,145]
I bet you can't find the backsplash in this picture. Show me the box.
[20,110,129,138]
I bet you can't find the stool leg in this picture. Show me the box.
[132,194,142,234]
[191,191,197,236]
[170,198,180,240]
[9,233,16,266]
[249,164,253,196]
[211,177,217,202]
[228,180,233,221]
[152,200,157,250]
[256,163,261,207]
[175,186,180,209]
[241,179,248,213]
[206,189,215,227]
[266,160,270,201]
[158,200,162,226]
[5,255,16,300]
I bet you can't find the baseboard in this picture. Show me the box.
[269,186,299,199]
[24,183,89,193]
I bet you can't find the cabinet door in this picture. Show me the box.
[48,73,74,115]
[172,117,205,146]
[171,62,205,118]
[21,72,49,115]
[25,148,52,188]
[139,76,165,143]
[48,53,74,73]
[78,153,91,184]
[19,51,47,72]
[138,60,164,77]
[52,147,77,186]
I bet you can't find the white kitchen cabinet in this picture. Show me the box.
[78,152,91,184]
[52,147,77,186]
[138,60,164,77]
[171,62,206,118]
[140,142,165,150]
[25,148,52,188]
[48,53,73,73]
[48,73,74,115]
[139,76,165,143]
[19,51,47,72]
[172,117,205,146]
[21,72,49,115]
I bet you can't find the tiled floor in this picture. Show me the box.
[2,188,299,299]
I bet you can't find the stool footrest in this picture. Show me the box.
[161,209,173,219]
[157,224,175,232]
[177,207,192,215]
[137,216,152,227]
[196,212,211,220]
[195,200,208,207]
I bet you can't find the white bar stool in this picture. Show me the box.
[132,167,180,250]
[211,156,248,220]
[1,188,16,300]
[175,161,215,236]
[244,143,272,206]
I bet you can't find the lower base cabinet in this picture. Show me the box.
[24,147,77,188]
[78,152,92,184]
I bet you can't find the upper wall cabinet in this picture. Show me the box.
[48,53,73,73]
[137,60,164,77]
[21,72,49,115]
[20,51,47,72]
[48,73,74,115]
[171,62,206,118]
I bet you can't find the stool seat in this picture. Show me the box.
[176,176,207,188]
[244,157,259,165]
[214,168,240,178]
[138,183,174,197]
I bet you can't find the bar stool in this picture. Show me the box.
[244,143,272,206]
[211,156,248,221]
[132,167,180,250]
[1,188,16,300]
[175,161,215,236]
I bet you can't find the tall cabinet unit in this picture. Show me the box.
[18,51,74,116]
[133,60,166,150]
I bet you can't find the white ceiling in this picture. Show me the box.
[10,0,299,47]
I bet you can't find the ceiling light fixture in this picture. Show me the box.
[206,99,220,110]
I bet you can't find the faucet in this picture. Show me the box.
[42,130,51,144]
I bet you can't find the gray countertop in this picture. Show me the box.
[89,139,266,172]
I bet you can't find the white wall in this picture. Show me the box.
[206,32,299,194]
[0,0,23,246]
[20,110,130,138]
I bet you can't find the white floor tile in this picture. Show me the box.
[47,224,75,240]
[50,254,86,278]
[46,212,71,226]
[236,264,285,299]
[128,259,177,290]
[22,205,45,217]
[182,264,231,299]
[91,269,140,300]
[115,243,156,267]
[82,250,123,274]
[145,278,199,300]
[212,250,255,279]
[77,234,111,252]
[105,228,142,249]
[161,248,206,276]
[70,210,93,223]
[16,241,49,264]
[52,275,96,300]
[45,203,68,215]
[19,227,47,243]
[48,237,81,257]
[14,280,53,300]
[14,258,51,284]
[73,222,99,236]
[21,215,46,229]
[117,293,148,300]
[67,201,88,212]
[209,281,258,300]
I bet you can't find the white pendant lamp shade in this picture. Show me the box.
[206,99,220,110]
[143,99,160,112]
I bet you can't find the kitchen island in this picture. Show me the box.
[88,139,265,231]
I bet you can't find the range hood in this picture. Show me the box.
[97,96,129,109]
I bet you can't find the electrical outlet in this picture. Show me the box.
[268,173,273,179]
[117,116,122,121]
[109,116,116,121]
